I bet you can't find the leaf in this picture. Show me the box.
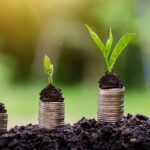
[105,27,113,56]
[86,24,106,56]
[44,55,53,84]
[44,55,53,76]
[110,33,136,69]
[44,55,51,74]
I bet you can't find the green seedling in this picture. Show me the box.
[44,55,53,85]
[86,25,136,72]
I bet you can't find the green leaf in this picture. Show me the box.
[105,27,113,56]
[86,24,106,56]
[44,55,50,73]
[110,33,136,69]
[44,55,53,84]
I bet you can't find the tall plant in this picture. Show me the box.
[86,25,136,72]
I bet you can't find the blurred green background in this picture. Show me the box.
[0,0,150,128]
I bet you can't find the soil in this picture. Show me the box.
[0,114,149,150]
[99,72,124,89]
[0,103,7,113]
[40,84,64,102]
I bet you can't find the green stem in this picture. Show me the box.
[105,56,111,72]
[48,75,53,85]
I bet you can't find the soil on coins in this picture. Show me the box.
[40,84,64,102]
[0,114,150,150]
[0,103,6,113]
[99,72,123,89]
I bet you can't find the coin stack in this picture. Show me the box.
[98,87,125,123]
[0,103,7,133]
[38,100,64,130]
[0,113,7,133]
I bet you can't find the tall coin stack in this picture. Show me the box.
[39,100,64,130]
[0,103,7,133]
[98,87,125,123]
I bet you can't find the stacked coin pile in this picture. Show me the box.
[98,87,125,123]
[38,100,64,130]
[0,113,7,133]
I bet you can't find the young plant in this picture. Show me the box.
[44,55,53,85]
[86,25,136,72]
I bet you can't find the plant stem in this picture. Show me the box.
[105,56,111,72]
[48,75,53,85]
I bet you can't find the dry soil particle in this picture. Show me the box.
[40,84,64,102]
[0,114,149,150]
[0,103,6,113]
[99,72,123,89]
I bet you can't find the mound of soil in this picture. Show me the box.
[0,114,149,150]
[99,72,123,89]
[40,84,64,102]
[0,103,6,113]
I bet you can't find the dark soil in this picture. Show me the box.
[99,72,124,89]
[0,103,7,113]
[40,84,64,102]
[0,114,150,150]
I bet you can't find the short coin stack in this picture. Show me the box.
[0,103,7,133]
[98,87,125,123]
[38,100,64,130]
[0,113,7,133]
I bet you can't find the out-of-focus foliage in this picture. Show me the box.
[0,0,141,87]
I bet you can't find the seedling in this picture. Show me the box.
[39,55,64,130]
[44,55,53,85]
[86,25,136,72]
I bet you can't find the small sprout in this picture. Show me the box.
[86,24,136,72]
[44,55,53,85]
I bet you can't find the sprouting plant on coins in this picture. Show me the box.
[44,55,53,85]
[86,25,136,72]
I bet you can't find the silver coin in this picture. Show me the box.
[0,116,7,119]
[0,121,7,123]
[0,113,7,116]
[0,129,7,133]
